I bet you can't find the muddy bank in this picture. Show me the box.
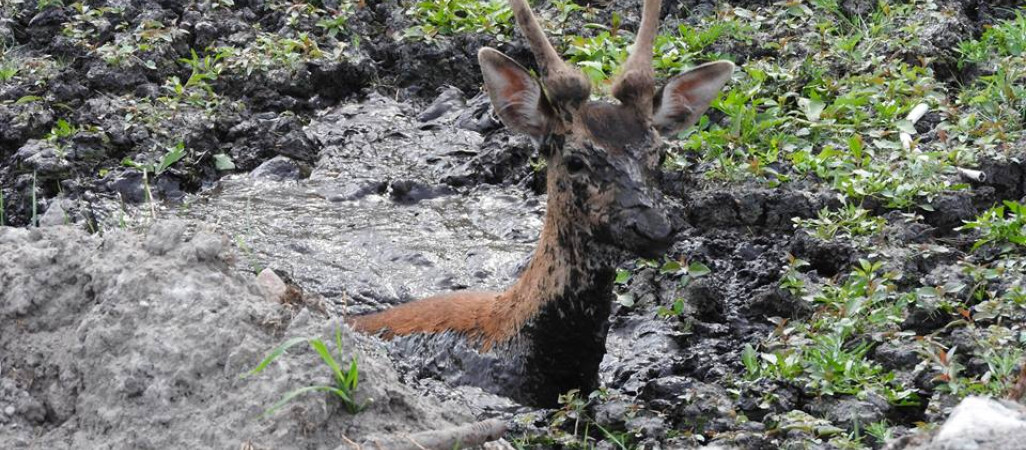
[0,222,489,448]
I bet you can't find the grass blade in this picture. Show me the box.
[241,336,309,378]
[262,385,351,417]
[309,339,345,384]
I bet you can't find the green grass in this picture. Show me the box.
[242,327,366,416]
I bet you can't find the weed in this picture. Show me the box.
[865,420,892,444]
[957,11,1026,65]
[0,64,16,82]
[404,0,514,42]
[122,141,187,219]
[242,327,366,416]
[316,5,352,39]
[36,0,63,10]
[780,254,810,296]
[47,118,78,141]
[794,204,886,241]
[959,200,1026,253]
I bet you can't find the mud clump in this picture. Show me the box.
[0,223,478,448]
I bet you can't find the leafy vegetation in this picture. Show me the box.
[960,200,1026,252]
[794,204,886,241]
[404,0,514,42]
[745,260,918,404]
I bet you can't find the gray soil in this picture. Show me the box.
[0,222,476,448]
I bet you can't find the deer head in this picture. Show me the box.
[479,0,734,258]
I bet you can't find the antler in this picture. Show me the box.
[611,0,662,111]
[508,0,568,76]
[508,0,590,109]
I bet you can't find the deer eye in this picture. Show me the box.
[565,156,586,173]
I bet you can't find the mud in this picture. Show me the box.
[2,0,1026,448]
[0,223,480,448]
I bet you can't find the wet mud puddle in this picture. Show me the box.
[171,93,542,314]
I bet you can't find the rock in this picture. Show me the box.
[806,394,888,432]
[684,278,726,322]
[250,155,302,181]
[873,339,920,371]
[896,397,1026,450]
[745,286,813,320]
[418,86,466,123]
[38,200,66,227]
[256,268,288,303]
[0,224,475,447]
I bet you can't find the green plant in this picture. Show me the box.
[865,420,892,444]
[651,257,711,318]
[122,141,187,218]
[36,0,63,9]
[243,327,366,415]
[0,64,16,82]
[794,204,886,240]
[404,0,514,42]
[780,254,810,296]
[957,11,1026,65]
[47,118,78,141]
[316,8,351,38]
[959,200,1026,253]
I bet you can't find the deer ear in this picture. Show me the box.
[478,47,554,141]
[652,61,735,136]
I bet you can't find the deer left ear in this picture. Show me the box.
[652,61,735,136]
[478,47,555,142]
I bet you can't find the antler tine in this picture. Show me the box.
[508,0,570,76]
[611,0,662,109]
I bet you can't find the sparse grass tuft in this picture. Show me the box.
[242,327,367,416]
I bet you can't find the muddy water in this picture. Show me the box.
[172,93,543,314]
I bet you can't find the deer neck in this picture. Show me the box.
[489,171,616,405]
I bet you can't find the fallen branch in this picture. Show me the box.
[339,419,507,450]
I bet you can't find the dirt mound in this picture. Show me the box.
[0,222,477,448]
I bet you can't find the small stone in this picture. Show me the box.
[256,268,287,303]
[4,405,14,416]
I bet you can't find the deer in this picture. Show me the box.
[350,0,734,407]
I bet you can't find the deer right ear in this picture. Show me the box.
[478,47,554,141]
[652,61,735,136]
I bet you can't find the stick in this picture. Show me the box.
[354,419,507,450]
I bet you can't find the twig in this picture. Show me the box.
[354,419,507,450]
